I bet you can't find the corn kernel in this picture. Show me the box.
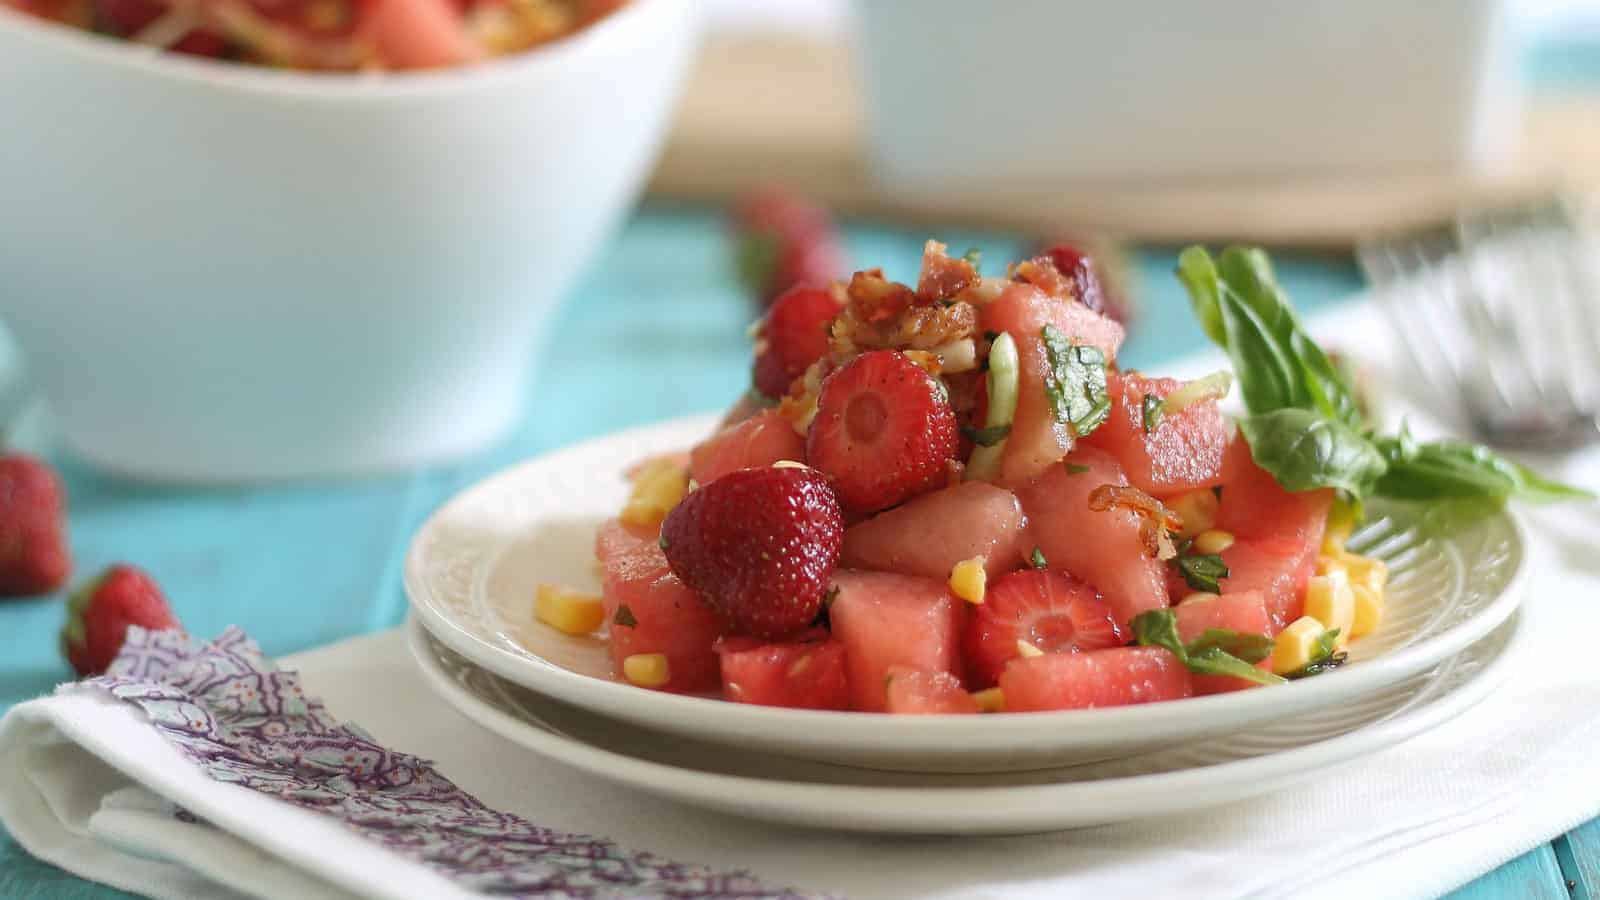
[623,653,671,688]
[1179,591,1219,607]
[1271,616,1328,675]
[1303,570,1355,649]
[1167,489,1219,538]
[949,556,988,605]
[1351,584,1383,638]
[1192,529,1235,555]
[1322,499,1358,555]
[1341,552,1389,597]
[1015,639,1044,658]
[1315,554,1349,578]
[534,584,607,636]
[972,687,1005,713]
[620,461,690,529]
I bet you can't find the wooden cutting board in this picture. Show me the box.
[645,37,1600,246]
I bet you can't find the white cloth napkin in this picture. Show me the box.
[4,301,1600,900]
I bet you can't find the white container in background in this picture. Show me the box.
[853,0,1519,187]
[0,0,698,482]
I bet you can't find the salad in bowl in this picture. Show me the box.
[533,242,1585,715]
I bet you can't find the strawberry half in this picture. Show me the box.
[660,466,843,639]
[806,350,959,515]
[61,564,180,676]
[752,284,843,399]
[0,453,71,598]
[964,569,1124,688]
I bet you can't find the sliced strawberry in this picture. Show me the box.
[884,666,979,714]
[964,569,1123,688]
[806,350,958,514]
[660,466,843,638]
[752,285,843,398]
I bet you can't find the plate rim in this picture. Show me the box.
[404,412,1530,749]
[404,611,1525,832]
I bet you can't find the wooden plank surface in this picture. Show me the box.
[1443,845,1571,900]
[648,38,1600,246]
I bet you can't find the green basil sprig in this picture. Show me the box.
[1040,324,1111,439]
[1132,610,1285,687]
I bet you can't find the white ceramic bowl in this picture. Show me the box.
[0,0,698,481]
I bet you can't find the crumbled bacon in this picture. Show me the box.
[1088,484,1182,559]
[916,240,979,304]
[1013,256,1077,304]
[845,269,916,324]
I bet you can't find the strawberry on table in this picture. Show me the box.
[806,350,959,515]
[964,569,1123,689]
[883,667,979,715]
[61,565,179,677]
[0,453,71,598]
[715,630,850,710]
[840,481,1028,580]
[827,570,965,712]
[751,285,843,399]
[660,466,843,639]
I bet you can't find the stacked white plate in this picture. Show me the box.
[403,415,1529,835]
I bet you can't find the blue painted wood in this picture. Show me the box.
[1442,845,1570,900]
[0,205,1570,900]
[1560,821,1600,899]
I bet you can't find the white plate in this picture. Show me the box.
[404,414,1528,772]
[406,611,1524,834]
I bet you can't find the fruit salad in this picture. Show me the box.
[550,242,1586,714]
[4,0,622,70]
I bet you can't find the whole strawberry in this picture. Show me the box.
[0,453,71,598]
[660,466,843,639]
[731,187,847,307]
[61,564,180,676]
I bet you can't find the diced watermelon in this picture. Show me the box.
[979,283,1126,487]
[1174,591,1273,694]
[1000,647,1194,711]
[1016,448,1169,629]
[840,481,1028,579]
[884,667,979,714]
[1079,372,1229,497]
[597,519,728,693]
[828,570,965,712]
[688,409,806,487]
[1213,438,1333,631]
[715,633,850,710]
[357,0,482,70]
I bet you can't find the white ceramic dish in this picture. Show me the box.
[407,611,1524,834]
[405,414,1529,773]
[0,0,697,481]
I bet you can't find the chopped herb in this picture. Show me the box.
[1131,610,1285,686]
[962,424,1013,447]
[613,604,638,628]
[961,247,983,271]
[1284,629,1347,679]
[657,534,669,550]
[1170,552,1229,593]
[1040,324,1111,438]
[1029,547,1048,569]
[1065,463,1091,474]
[983,330,1000,343]
[1141,393,1164,433]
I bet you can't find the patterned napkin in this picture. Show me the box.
[0,626,816,900]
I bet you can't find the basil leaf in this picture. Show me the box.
[1040,325,1111,438]
[613,604,638,628]
[1374,437,1594,503]
[1130,610,1286,686]
[1171,553,1229,593]
[962,424,1012,447]
[1237,409,1388,497]
[1029,547,1048,569]
[1176,246,1225,346]
[1188,628,1274,665]
[1141,394,1164,433]
[1284,629,1347,679]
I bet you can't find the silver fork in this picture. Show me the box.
[1357,197,1600,451]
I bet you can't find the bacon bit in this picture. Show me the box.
[1088,484,1183,559]
[916,241,979,304]
[902,350,943,376]
[1013,257,1076,304]
[846,269,916,324]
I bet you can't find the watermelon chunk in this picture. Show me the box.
[1000,647,1194,711]
[978,283,1126,487]
[715,633,850,710]
[597,519,728,693]
[840,481,1029,579]
[1079,372,1229,497]
[1174,591,1273,694]
[1214,438,1333,631]
[884,667,979,714]
[1218,538,1319,634]
[828,570,965,711]
[688,409,806,487]
[1016,448,1169,630]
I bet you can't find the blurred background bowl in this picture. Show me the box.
[0,0,698,482]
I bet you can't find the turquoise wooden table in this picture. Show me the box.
[0,209,1588,899]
